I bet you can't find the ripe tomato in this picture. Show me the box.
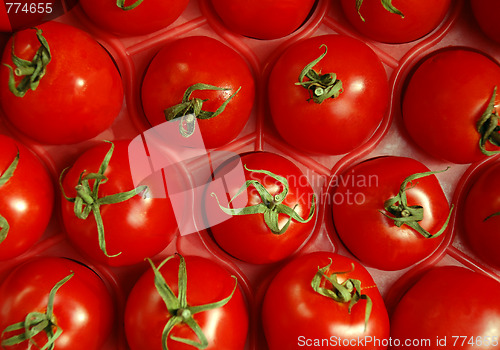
[125,254,248,350]
[0,256,114,350]
[141,36,255,150]
[0,22,123,145]
[471,0,500,45]
[0,134,54,261]
[390,266,500,349]
[402,48,500,164]
[60,140,178,266]
[340,0,451,43]
[205,151,317,264]
[262,251,389,350]
[209,0,316,40]
[79,0,188,36]
[268,34,389,155]
[463,160,500,268]
[332,156,452,271]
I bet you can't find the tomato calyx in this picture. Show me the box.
[164,83,241,138]
[380,168,454,238]
[0,272,73,350]
[477,86,500,156]
[295,44,343,104]
[147,254,237,350]
[3,28,51,98]
[60,141,148,258]
[211,165,316,235]
[0,150,19,244]
[311,259,372,331]
[355,0,404,22]
[116,0,144,10]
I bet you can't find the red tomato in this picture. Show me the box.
[262,251,390,350]
[471,0,500,45]
[205,151,317,264]
[141,36,255,150]
[402,48,500,164]
[0,22,123,145]
[463,160,500,268]
[390,266,500,349]
[125,254,248,350]
[332,156,452,271]
[79,0,188,36]
[268,34,389,155]
[60,140,178,266]
[340,0,451,43]
[0,257,114,350]
[209,0,316,40]
[0,135,54,260]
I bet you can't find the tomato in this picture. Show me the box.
[463,160,500,268]
[332,156,452,271]
[205,151,317,264]
[141,36,255,150]
[209,0,316,40]
[60,140,178,266]
[402,48,500,164]
[390,265,500,349]
[340,0,451,44]
[0,256,114,350]
[268,34,389,155]
[0,135,54,261]
[471,0,500,45]
[262,251,389,350]
[125,254,248,350]
[0,22,123,145]
[79,0,188,36]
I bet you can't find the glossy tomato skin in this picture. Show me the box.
[269,34,389,155]
[262,251,389,350]
[0,257,114,350]
[205,151,317,264]
[402,48,500,164]
[0,21,123,145]
[141,36,255,150]
[79,0,188,36]
[332,157,450,271]
[341,0,451,43]
[390,266,500,349]
[125,255,248,350]
[463,161,500,268]
[209,0,316,40]
[0,135,54,260]
[60,140,178,266]
[471,0,500,45]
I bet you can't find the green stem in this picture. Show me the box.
[484,211,500,222]
[477,86,500,156]
[355,0,404,22]
[295,45,343,104]
[0,150,19,245]
[211,165,316,235]
[59,141,148,258]
[380,168,454,238]
[116,0,144,10]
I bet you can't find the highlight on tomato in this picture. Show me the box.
[79,0,189,36]
[0,256,114,350]
[262,251,390,350]
[463,160,500,268]
[125,253,249,350]
[402,48,500,164]
[59,140,178,266]
[268,34,389,155]
[340,0,452,43]
[0,21,123,145]
[205,151,317,264]
[390,266,500,350]
[332,156,453,271]
[0,134,54,261]
[141,35,255,150]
